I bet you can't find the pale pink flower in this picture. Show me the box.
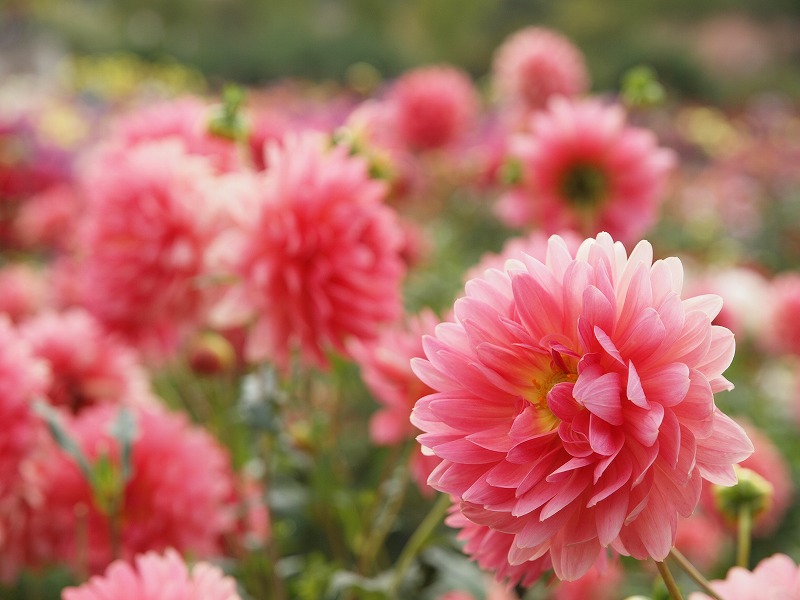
[688,553,800,600]
[387,66,479,151]
[20,309,155,414]
[411,233,753,581]
[496,98,675,243]
[492,27,589,115]
[210,133,405,370]
[114,97,242,173]
[350,310,440,446]
[0,263,49,323]
[29,403,235,574]
[79,140,220,358]
[62,548,242,600]
[762,273,800,356]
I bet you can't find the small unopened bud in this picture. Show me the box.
[621,65,665,109]
[713,465,774,523]
[208,84,248,141]
[188,331,236,375]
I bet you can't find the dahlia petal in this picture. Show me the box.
[434,438,504,464]
[696,326,735,382]
[627,490,675,560]
[642,362,690,408]
[547,382,581,421]
[512,270,564,341]
[428,398,513,430]
[658,409,682,468]
[592,326,625,366]
[617,307,666,360]
[625,401,664,447]
[588,458,632,507]
[541,472,589,519]
[683,294,724,321]
[695,411,753,484]
[411,357,460,392]
[486,460,536,489]
[626,361,649,408]
[550,535,601,581]
[574,369,623,425]
[589,414,625,455]
[515,507,571,548]
[594,488,629,545]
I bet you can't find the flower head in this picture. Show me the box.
[79,140,219,358]
[62,549,242,600]
[20,309,155,414]
[496,98,674,243]
[688,553,800,600]
[211,132,405,370]
[412,233,752,581]
[29,403,235,574]
[0,263,49,323]
[762,273,800,356]
[387,66,478,151]
[492,27,589,114]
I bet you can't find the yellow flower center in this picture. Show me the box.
[525,370,577,431]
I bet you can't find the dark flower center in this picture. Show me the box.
[560,163,608,209]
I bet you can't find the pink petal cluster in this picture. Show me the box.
[113,97,242,173]
[62,549,242,600]
[411,233,752,581]
[79,140,219,358]
[761,273,800,356]
[20,309,155,414]
[688,553,800,600]
[350,309,440,446]
[496,98,675,243]
[491,27,589,115]
[29,403,235,574]
[211,132,405,370]
[15,184,83,252]
[0,316,50,582]
[0,263,49,323]
[387,66,479,151]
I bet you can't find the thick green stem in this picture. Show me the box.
[737,503,752,568]
[669,548,722,600]
[391,493,451,597]
[656,559,684,600]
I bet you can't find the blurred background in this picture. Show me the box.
[3,0,800,104]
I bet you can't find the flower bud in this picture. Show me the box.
[712,465,774,523]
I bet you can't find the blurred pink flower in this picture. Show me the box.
[62,548,242,600]
[350,310,440,446]
[762,273,800,356]
[20,309,155,414]
[701,422,793,537]
[114,97,243,173]
[0,263,49,323]
[497,98,674,243]
[79,140,220,358]
[15,184,83,252]
[688,553,800,600]
[210,133,405,371]
[674,510,728,571]
[0,316,50,582]
[491,27,589,119]
[411,233,752,581]
[387,66,479,151]
[29,403,235,575]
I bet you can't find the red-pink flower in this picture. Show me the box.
[20,309,155,414]
[113,97,242,173]
[210,133,405,370]
[496,98,675,243]
[387,66,478,151]
[411,233,752,581]
[62,549,242,600]
[0,316,50,582]
[15,184,83,252]
[492,27,589,115]
[79,140,219,358]
[29,403,235,574]
[688,553,800,600]
[0,263,49,323]
[350,310,440,446]
[762,273,800,356]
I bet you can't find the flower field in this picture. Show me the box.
[2,15,800,600]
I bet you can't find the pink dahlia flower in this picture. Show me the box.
[20,309,155,414]
[113,97,242,173]
[496,98,675,243]
[29,403,235,574]
[350,309,440,446]
[387,66,479,151]
[15,184,83,252]
[79,140,220,358]
[762,273,800,356]
[411,233,753,581]
[62,548,242,600]
[688,553,800,600]
[210,132,405,370]
[492,27,589,114]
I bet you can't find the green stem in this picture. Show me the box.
[669,548,722,600]
[737,504,752,568]
[656,559,684,600]
[391,493,451,597]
